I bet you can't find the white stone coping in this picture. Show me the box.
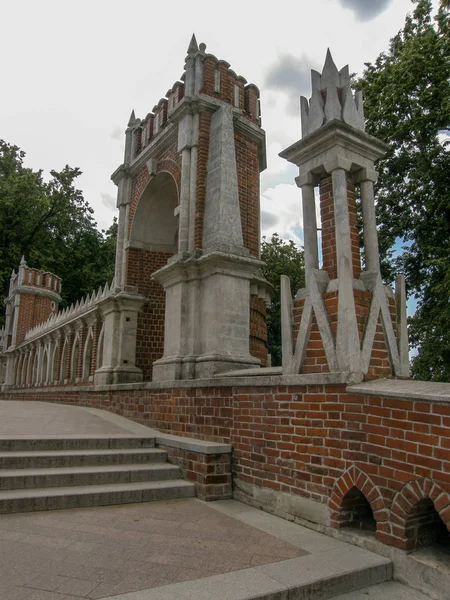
[154,432,231,455]
[348,378,450,404]
[2,371,359,394]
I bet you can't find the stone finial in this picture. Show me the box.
[300,49,365,137]
[20,256,26,267]
[127,110,136,128]
[187,34,199,56]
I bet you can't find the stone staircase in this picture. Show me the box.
[0,436,195,513]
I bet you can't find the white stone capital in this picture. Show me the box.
[324,155,352,173]
[353,167,378,184]
[295,172,319,188]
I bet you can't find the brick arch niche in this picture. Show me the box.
[129,172,179,253]
[388,478,450,551]
[126,171,179,381]
[329,467,386,533]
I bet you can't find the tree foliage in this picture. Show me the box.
[355,0,450,380]
[261,234,305,366]
[0,140,117,324]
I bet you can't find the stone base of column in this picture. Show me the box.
[94,366,143,386]
[152,354,260,382]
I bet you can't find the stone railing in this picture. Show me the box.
[4,280,115,388]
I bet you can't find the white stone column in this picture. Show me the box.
[178,147,191,253]
[296,172,319,284]
[355,168,380,273]
[188,114,199,253]
[114,204,127,288]
[328,161,353,278]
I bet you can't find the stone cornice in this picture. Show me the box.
[279,119,388,174]
[14,286,61,304]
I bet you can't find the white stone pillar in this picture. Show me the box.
[296,172,319,284]
[114,204,127,288]
[355,168,380,273]
[328,162,353,278]
[188,114,199,253]
[178,148,191,253]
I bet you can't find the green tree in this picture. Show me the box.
[355,0,450,380]
[0,140,117,322]
[261,234,305,366]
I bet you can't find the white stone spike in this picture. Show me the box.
[307,70,325,135]
[342,85,365,131]
[355,90,365,126]
[75,300,80,311]
[97,286,103,300]
[339,65,350,89]
[103,281,109,296]
[321,49,340,91]
[110,277,115,291]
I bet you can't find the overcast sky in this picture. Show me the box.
[2,0,419,245]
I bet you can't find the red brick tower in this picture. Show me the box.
[279,50,409,380]
[107,35,271,383]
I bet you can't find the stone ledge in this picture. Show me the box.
[155,433,231,455]
[2,370,361,395]
[348,378,450,404]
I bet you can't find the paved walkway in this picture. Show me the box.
[0,401,150,437]
[0,400,432,600]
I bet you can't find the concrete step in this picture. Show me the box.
[0,436,156,451]
[332,580,433,599]
[0,463,182,490]
[0,479,196,513]
[106,544,392,600]
[0,447,167,469]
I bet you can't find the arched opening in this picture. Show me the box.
[21,353,29,386]
[42,348,48,385]
[127,172,178,381]
[82,330,93,381]
[129,172,179,253]
[406,498,450,552]
[49,342,57,384]
[96,325,105,370]
[70,333,80,382]
[32,352,38,385]
[60,340,69,383]
[339,486,376,532]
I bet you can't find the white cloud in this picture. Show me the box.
[261,183,304,246]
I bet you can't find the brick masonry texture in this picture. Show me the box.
[3,384,449,550]
[126,249,171,380]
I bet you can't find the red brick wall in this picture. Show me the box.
[319,175,361,279]
[195,112,211,249]
[2,383,449,550]
[15,294,55,346]
[235,133,260,257]
[126,249,171,380]
[249,296,268,366]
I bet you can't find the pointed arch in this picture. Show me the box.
[389,477,450,551]
[82,328,94,381]
[329,466,387,530]
[49,340,58,384]
[70,331,81,382]
[60,338,69,383]
[96,323,105,370]
[41,346,49,385]
[129,171,179,253]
